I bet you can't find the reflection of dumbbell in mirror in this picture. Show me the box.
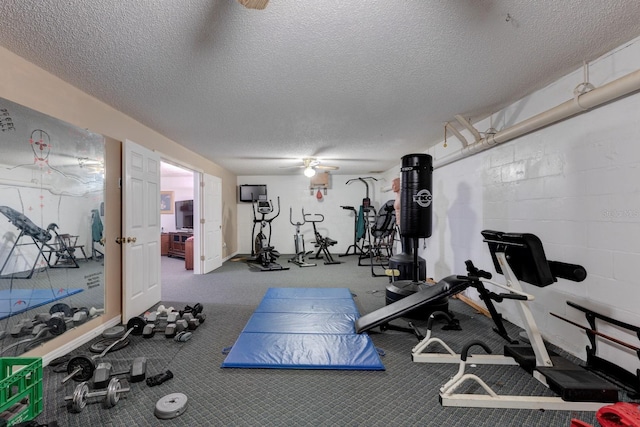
[50,303,104,326]
[0,316,67,356]
[93,356,147,388]
[62,328,134,383]
[9,314,67,338]
[65,377,130,413]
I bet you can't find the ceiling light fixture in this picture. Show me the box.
[304,166,316,177]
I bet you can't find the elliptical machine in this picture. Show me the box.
[288,208,316,268]
[248,195,289,271]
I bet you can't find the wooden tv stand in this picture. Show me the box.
[167,231,193,259]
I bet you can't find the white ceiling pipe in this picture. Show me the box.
[454,114,482,143]
[434,68,640,169]
[445,123,469,147]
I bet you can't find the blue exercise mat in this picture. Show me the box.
[221,287,384,370]
[0,288,83,320]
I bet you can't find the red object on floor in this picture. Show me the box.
[571,419,594,427]
[597,402,640,427]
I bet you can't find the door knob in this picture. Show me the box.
[115,237,123,244]
[126,237,137,243]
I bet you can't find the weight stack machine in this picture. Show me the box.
[385,154,448,319]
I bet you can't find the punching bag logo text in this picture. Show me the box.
[413,189,432,208]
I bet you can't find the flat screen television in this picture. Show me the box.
[239,184,267,202]
[175,199,194,229]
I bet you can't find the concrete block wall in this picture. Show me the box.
[419,37,640,373]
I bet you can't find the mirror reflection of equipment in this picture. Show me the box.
[0,96,106,358]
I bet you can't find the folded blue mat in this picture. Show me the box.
[221,287,384,370]
[0,288,83,320]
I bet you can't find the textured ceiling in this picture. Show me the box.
[1,0,640,176]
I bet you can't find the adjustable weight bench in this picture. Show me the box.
[355,275,473,334]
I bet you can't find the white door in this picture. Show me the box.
[122,139,162,322]
[201,173,222,273]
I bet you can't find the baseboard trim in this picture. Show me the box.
[223,251,239,262]
[42,316,121,366]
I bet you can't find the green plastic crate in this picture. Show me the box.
[0,358,43,426]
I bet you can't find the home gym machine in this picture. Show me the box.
[341,177,377,257]
[288,208,316,268]
[248,195,288,271]
[416,230,621,411]
[304,211,341,265]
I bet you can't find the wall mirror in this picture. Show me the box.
[0,97,105,357]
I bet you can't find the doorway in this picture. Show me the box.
[160,161,196,273]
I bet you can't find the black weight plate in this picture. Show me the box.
[50,303,73,317]
[47,316,67,336]
[127,317,147,336]
[67,356,96,382]
[89,337,130,354]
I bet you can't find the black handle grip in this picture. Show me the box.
[460,340,492,361]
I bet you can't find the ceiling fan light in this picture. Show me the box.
[304,166,316,177]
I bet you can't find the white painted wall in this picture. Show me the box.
[414,37,640,373]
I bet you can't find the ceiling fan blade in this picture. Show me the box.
[315,165,339,170]
[236,0,269,10]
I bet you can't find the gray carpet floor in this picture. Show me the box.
[31,253,607,426]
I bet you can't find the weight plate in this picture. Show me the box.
[104,377,122,408]
[71,382,89,413]
[47,316,67,336]
[127,317,147,336]
[50,303,73,317]
[102,325,126,339]
[67,355,96,382]
[154,393,188,420]
[89,337,130,354]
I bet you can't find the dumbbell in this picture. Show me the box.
[179,312,202,331]
[93,357,147,389]
[144,307,175,324]
[65,377,130,412]
[50,303,101,326]
[127,314,181,339]
[10,315,66,338]
[178,303,203,318]
[62,327,134,383]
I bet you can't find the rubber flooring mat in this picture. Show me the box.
[221,287,385,370]
[0,288,83,319]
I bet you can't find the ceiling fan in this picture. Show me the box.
[282,158,339,177]
[236,0,269,10]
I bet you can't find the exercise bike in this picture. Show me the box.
[288,208,316,267]
[304,212,342,265]
[248,195,289,271]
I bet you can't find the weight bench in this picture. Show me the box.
[431,230,619,411]
[355,275,473,334]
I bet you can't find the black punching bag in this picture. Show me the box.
[400,154,433,238]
